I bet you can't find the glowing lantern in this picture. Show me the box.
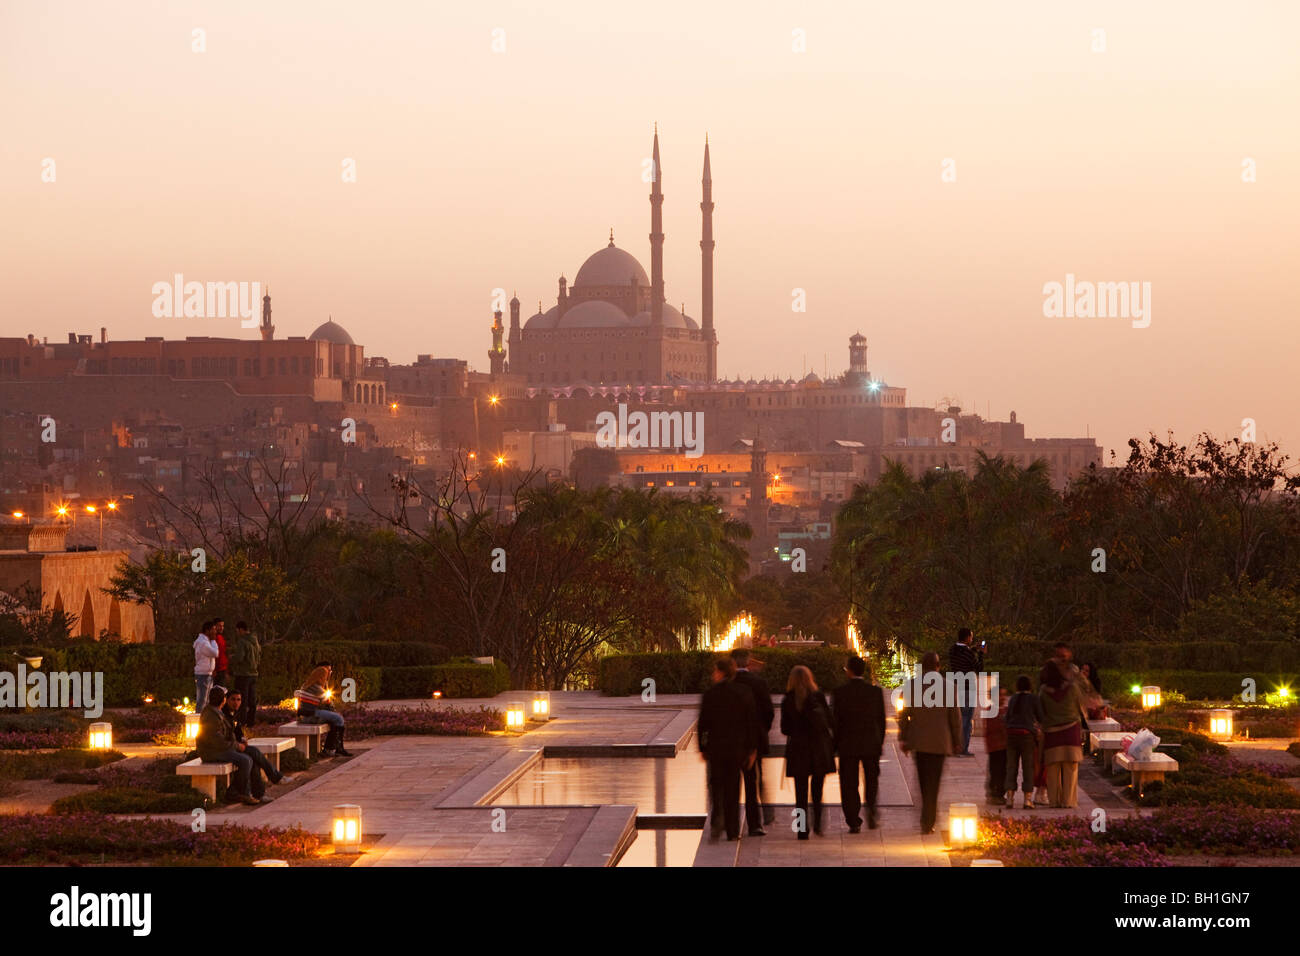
[948,802,978,848]
[252,860,289,867]
[184,712,201,743]
[1209,709,1233,740]
[894,692,906,714]
[88,722,113,750]
[1141,686,1161,709]
[530,691,551,721]
[332,804,363,852]
[505,701,526,731]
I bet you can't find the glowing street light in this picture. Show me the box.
[88,722,113,750]
[331,804,363,852]
[948,802,978,847]
[1209,709,1233,741]
[1141,686,1162,710]
[488,394,500,406]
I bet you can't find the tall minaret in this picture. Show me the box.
[700,136,716,380]
[260,289,274,341]
[488,309,506,375]
[649,125,664,326]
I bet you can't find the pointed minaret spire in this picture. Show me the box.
[700,135,716,380]
[260,287,274,341]
[649,125,664,326]
[609,228,615,247]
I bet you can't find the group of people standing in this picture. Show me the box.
[697,649,885,841]
[192,618,261,727]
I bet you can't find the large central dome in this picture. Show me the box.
[573,241,649,288]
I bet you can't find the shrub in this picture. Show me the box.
[279,748,311,772]
[597,648,851,697]
[51,787,204,814]
[1289,741,1300,759]
[344,704,501,738]
[0,813,319,865]
[0,749,125,781]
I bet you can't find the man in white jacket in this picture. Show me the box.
[193,620,219,712]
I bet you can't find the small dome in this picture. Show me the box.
[574,243,649,288]
[524,307,560,330]
[784,378,796,385]
[309,320,354,345]
[801,371,822,384]
[556,300,631,329]
[631,303,692,329]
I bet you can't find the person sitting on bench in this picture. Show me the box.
[298,662,352,757]
[195,686,262,805]
[221,688,285,797]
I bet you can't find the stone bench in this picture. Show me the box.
[1089,732,1129,772]
[1086,717,1121,734]
[278,722,330,758]
[1114,751,1179,797]
[176,758,234,803]
[247,737,295,773]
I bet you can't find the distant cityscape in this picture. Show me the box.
[0,132,1100,641]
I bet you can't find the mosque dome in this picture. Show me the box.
[556,300,631,329]
[631,303,694,330]
[524,306,560,330]
[801,370,822,384]
[309,319,354,345]
[574,242,649,288]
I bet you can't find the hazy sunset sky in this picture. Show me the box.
[2,1,1297,461]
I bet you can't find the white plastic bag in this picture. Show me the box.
[1126,728,1160,761]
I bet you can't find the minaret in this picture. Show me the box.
[488,309,506,375]
[700,136,716,380]
[507,292,520,369]
[260,290,274,341]
[649,125,664,326]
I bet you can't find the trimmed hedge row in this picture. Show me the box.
[599,648,851,697]
[986,639,1300,672]
[0,642,499,706]
[984,667,1300,701]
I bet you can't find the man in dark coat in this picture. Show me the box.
[698,656,760,841]
[730,647,774,835]
[831,655,887,832]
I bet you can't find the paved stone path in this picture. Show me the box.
[98,692,1138,866]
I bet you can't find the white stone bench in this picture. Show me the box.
[176,758,234,803]
[1089,732,1130,772]
[278,722,330,758]
[247,737,295,773]
[1114,751,1179,797]
[1086,717,1121,733]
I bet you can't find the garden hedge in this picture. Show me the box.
[598,648,851,697]
[0,641,501,706]
[982,667,1299,701]
[984,639,1300,672]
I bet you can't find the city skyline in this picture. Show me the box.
[3,1,1298,463]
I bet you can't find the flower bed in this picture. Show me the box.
[968,809,1300,865]
[1112,727,1300,808]
[0,748,125,780]
[0,812,320,865]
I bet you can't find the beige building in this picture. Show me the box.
[0,523,153,643]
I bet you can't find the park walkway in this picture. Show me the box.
[172,692,1125,866]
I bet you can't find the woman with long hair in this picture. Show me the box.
[1037,659,1088,807]
[781,665,836,839]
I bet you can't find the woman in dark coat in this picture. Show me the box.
[781,664,836,839]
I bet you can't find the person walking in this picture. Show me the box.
[228,621,261,728]
[730,648,774,836]
[984,686,1009,804]
[948,627,983,756]
[698,656,760,841]
[898,651,962,835]
[1039,659,1088,808]
[192,620,218,712]
[1004,675,1044,808]
[831,655,886,832]
[781,665,835,839]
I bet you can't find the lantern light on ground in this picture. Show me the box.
[948,802,978,848]
[1141,686,1161,709]
[530,691,551,721]
[505,701,527,731]
[184,712,201,743]
[1209,709,1233,740]
[88,722,112,750]
[970,859,1004,867]
[432,690,442,699]
[332,804,363,852]
[252,859,289,867]
[894,692,906,714]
